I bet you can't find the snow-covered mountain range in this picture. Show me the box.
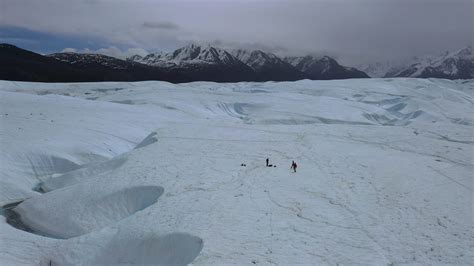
[390,46,473,79]
[125,44,371,81]
[357,46,473,79]
[134,44,244,67]
[127,44,367,81]
[1,43,472,82]
[0,44,188,83]
[127,44,258,82]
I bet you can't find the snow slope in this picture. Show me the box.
[0,78,472,265]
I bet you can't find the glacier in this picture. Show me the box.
[0,78,472,265]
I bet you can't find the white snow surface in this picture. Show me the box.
[0,78,473,265]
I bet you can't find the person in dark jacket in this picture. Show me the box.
[291,161,297,173]
[266,158,269,167]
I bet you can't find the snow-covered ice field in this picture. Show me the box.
[0,78,472,265]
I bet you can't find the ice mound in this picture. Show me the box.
[91,232,203,265]
[11,185,163,239]
[38,156,128,192]
[134,132,159,149]
[25,154,82,177]
[363,110,425,126]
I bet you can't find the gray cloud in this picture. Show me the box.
[142,21,180,30]
[2,0,472,65]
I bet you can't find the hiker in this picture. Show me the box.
[291,161,297,173]
[266,158,269,167]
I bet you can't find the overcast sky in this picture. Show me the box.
[1,0,472,64]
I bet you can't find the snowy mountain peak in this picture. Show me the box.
[228,49,306,81]
[168,44,202,61]
[449,46,472,58]
[284,55,334,73]
[391,46,474,79]
[128,44,242,67]
[320,56,334,62]
[230,49,289,70]
[125,44,257,82]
